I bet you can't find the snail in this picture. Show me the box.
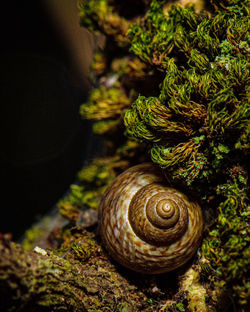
[99,163,203,274]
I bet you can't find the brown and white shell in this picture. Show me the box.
[98,163,203,274]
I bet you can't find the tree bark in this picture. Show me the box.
[0,212,221,312]
[0,228,152,312]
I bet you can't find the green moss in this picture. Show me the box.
[78,0,130,44]
[80,83,131,121]
[70,242,92,262]
[202,169,249,305]
[117,302,134,312]
[175,303,185,312]
[54,229,98,265]
[58,159,117,221]
[22,226,43,251]
[22,218,54,251]
[93,119,120,135]
[145,298,158,306]
[125,0,249,186]
[78,0,110,31]
[162,302,186,312]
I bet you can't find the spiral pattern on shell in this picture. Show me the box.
[99,163,203,274]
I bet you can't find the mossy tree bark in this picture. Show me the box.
[0,220,225,312]
[0,228,149,312]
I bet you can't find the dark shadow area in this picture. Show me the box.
[0,1,95,239]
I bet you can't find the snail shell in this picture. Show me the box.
[99,163,203,274]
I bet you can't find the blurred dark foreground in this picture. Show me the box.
[0,1,95,239]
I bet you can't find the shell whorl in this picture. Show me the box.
[99,163,203,274]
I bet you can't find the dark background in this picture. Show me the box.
[0,1,95,239]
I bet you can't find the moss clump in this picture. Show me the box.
[53,227,99,264]
[78,0,130,44]
[58,158,118,221]
[80,83,131,121]
[202,168,249,305]
[125,0,249,186]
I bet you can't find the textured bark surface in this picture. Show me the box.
[0,229,147,312]
[0,222,216,312]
